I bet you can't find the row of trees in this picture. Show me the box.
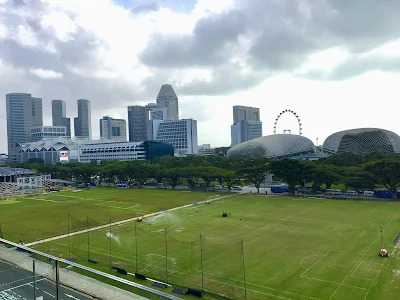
[13,152,400,198]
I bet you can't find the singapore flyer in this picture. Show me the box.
[273,109,302,135]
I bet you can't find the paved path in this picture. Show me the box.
[0,245,148,300]
[26,193,239,247]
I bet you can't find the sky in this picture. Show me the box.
[1,0,400,154]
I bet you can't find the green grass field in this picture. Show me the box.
[2,187,400,299]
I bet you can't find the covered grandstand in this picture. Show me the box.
[226,134,316,160]
[323,128,400,154]
[0,167,71,197]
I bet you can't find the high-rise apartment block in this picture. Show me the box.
[6,93,43,162]
[148,119,198,155]
[128,105,147,142]
[100,116,127,141]
[74,99,91,138]
[52,100,71,137]
[156,84,179,120]
[231,105,262,146]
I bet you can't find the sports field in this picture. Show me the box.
[0,187,222,242]
[2,188,400,299]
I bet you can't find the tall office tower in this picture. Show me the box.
[233,105,260,124]
[31,97,43,127]
[231,105,262,146]
[128,105,147,142]
[148,119,198,155]
[74,99,91,138]
[6,93,34,162]
[100,116,127,141]
[156,84,179,120]
[52,100,71,137]
[231,120,263,146]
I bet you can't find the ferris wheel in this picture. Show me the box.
[273,109,303,135]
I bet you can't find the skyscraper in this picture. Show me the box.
[74,99,91,138]
[233,105,260,124]
[128,105,147,142]
[231,120,263,146]
[52,100,71,137]
[156,84,179,120]
[231,105,262,146]
[31,97,43,127]
[100,116,127,141]
[6,93,39,162]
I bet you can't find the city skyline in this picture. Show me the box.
[1,1,400,153]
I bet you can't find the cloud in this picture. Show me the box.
[139,0,400,93]
[1,0,400,154]
[29,68,63,79]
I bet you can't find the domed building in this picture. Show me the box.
[322,128,400,154]
[226,134,315,160]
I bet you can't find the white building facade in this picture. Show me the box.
[19,138,174,164]
[148,119,198,155]
[30,126,67,142]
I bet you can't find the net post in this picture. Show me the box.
[109,218,112,267]
[135,220,138,273]
[241,240,247,300]
[200,234,204,297]
[87,216,90,261]
[165,228,168,283]
[191,240,194,272]
[68,212,71,259]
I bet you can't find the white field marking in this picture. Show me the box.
[0,278,45,292]
[92,203,129,210]
[202,271,320,300]
[328,212,399,300]
[302,276,368,290]
[362,262,388,300]
[28,198,63,203]
[362,238,397,300]
[25,193,237,247]
[300,249,331,277]
[207,278,297,300]
[300,254,321,270]
[350,262,379,281]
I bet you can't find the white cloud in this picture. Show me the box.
[29,68,64,79]
[17,25,38,47]
[297,47,350,74]
[1,0,400,154]
[40,11,77,42]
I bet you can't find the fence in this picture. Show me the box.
[2,212,248,299]
[0,237,181,300]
